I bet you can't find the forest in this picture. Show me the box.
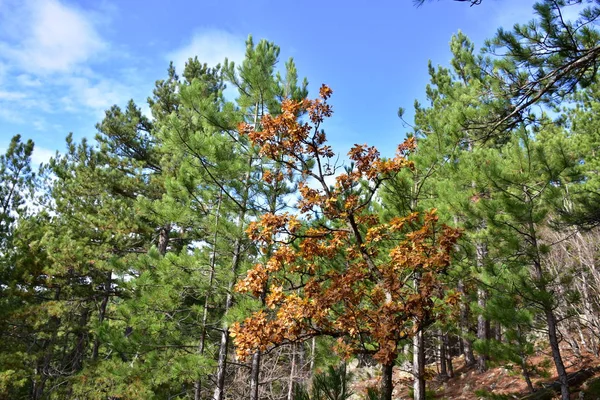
[2,0,600,399]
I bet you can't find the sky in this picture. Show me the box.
[0,0,564,165]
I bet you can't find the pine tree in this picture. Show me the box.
[560,79,600,226]
[405,32,509,379]
[153,36,309,399]
[0,135,36,398]
[0,135,34,247]
[468,124,577,399]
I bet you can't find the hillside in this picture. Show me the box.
[350,350,600,399]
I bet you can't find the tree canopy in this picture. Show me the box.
[2,2,600,400]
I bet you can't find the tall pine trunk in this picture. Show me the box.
[413,330,425,400]
[213,163,251,400]
[519,339,535,394]
[476,242,488,373]
[213,235,244,400]
[545,307,570,400]
[525,203,570,400]
[195,192,222,400]
[476,286,488,373]
[533,260,570,400]
[454,202,475,369]
[72,307,90,372]
[443,333,454,378]
[438,330,449,380]
[32,287,61,400]
[458,284,476,367]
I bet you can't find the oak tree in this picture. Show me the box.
[231,87,460,400]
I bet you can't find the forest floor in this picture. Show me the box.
[350,348,600,399]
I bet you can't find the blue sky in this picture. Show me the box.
[0,0,553,164]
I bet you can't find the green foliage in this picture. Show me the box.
[294,364,353,400]
[0,135,34,245]
[483,0,600,131]
[407,386,438,399]
[364,387,385,400]
[581,376,600,400]
[3,2,600,399]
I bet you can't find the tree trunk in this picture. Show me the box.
[249,103,273,400]
[72,307,90,372]
[520,350,535,394]
[413,330,425,400]
[287,344,296,400]
[443,332,453,378]
[212,237,243,400]
[446,353,454,378]
[438,330,448,380]
[458,279,476,367]
[93,270,112,360]
[578,269,598,354]
[444,333,454,378]
[250,351,261,400]
[476,286,488,373]
[309,337,316,374]
[528,215,569,400]
[32,352,51,400]
[213,321,231,400]
[195,192,222,400]
[213,178,249,400]
[157,223,171,255]
[545,307,570,400]
[381,362,395,400]
[297,342,306,388]
[32,287,61,400]
[494,322,502,342]
[475,239,489,374]
[211,126,256,398]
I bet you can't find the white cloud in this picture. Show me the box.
[0,61,7,84]
[0,142,56,165]
[0,89,52,115]
[140,103,152,119]
[16,74,42,87]
[0,0,135,122]
[167,30,246,74]
[65,76,128,112]
[0,90,26,100]
[0,0,106,74]
[31,146,56,165]
[32,118,47,131]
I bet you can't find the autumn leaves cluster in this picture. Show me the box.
[231,86,461,366]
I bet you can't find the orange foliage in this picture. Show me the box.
[231,85,460,365]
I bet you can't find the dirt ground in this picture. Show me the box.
[350,348,600,399]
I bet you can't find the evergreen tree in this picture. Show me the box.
[468,124,577,399]
[153,36,308,399]
[0,135,36,398]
